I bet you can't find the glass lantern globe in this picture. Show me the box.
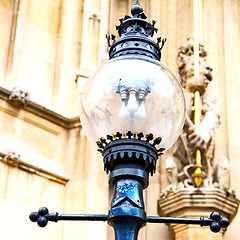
[80,55,185,151]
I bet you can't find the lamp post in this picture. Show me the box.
[29,1,229,239]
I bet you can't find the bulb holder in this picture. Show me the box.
[103,138,158,175]
[98,132,164,181]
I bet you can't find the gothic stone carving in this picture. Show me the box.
[165,38,229,188]
[0,147,69,184]
[8,86,29,105]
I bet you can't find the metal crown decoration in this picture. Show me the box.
[29,1,229,239]
[96,131,164,176]
[106,0,166,60]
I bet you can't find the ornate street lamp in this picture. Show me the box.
[29,1,229,239]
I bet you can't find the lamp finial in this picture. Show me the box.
[131,0,143,17]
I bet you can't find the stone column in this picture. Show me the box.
[158,188,239,240]
[5,0,28,84]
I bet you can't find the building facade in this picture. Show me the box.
[0,0,239,239]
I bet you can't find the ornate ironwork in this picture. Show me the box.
[29,2,230,239]
[30,207,229,233]
[30,134,229,238]
[107,0,166,60]
[97,131,164,176]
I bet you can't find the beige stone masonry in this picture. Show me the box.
[158,188,239,240]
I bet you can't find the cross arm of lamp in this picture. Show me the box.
[29,207,229,233]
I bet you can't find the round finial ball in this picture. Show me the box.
[220,217,229,228]
[210,222,221,233]
[38,207,49,216]
[131,2,143,16]
[37,216,48,228]
[210,212,221,221]
[29,212,39,222]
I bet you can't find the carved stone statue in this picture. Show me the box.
[213,156,230,186]
[165,156,178,185]
[165,38,229,187]
[8,86,29,105]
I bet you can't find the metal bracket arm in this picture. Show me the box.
[29,207,229,233]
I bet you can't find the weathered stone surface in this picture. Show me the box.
[158,188,239,240]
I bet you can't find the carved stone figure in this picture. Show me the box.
[213,156,230,186]
[0,149,20,166]
[165,38,223,187]
[165,156,178,184]
[8,86,29,105]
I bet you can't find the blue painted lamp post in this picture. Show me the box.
[29,1,229,239]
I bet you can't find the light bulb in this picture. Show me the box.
[126,89,138,115]
[119,101,130,120]
[134,102,146,120]
[118,89,130,120]
[134,89,147,120]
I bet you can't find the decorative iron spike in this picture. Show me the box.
[160,38,167,50]
[116,132,122,139]
[106,35,111,47]
[124,15,131,21]
[126,131,133,138]
[152,20,156,27]
[153,137,162,146]
[139,12,147,19]
[107,135,113,141]
[111,34,116,43]
[146,133,154,142]
[100,137,107,145]
[157,148,165,156]
[157,148,165,152]
[157,37,161,46]
[137,132,144,140]
[96,141,104,149]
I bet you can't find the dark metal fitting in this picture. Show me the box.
[146,212,229,233]
[103,138,158,176]
[108,216,145,240]
[108,205,146,221]
[109,164,149,189]
[110,178,145,209]
[199,212,230,233]
[108,203,146,238]
[200,212,230,233]
[209,212,229,233]
[107,1,165,61]
[29,208,229,234]
[29,207,58,228]
[109,36,160,60]
[29,207,109,228]
[199,212,229,232]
